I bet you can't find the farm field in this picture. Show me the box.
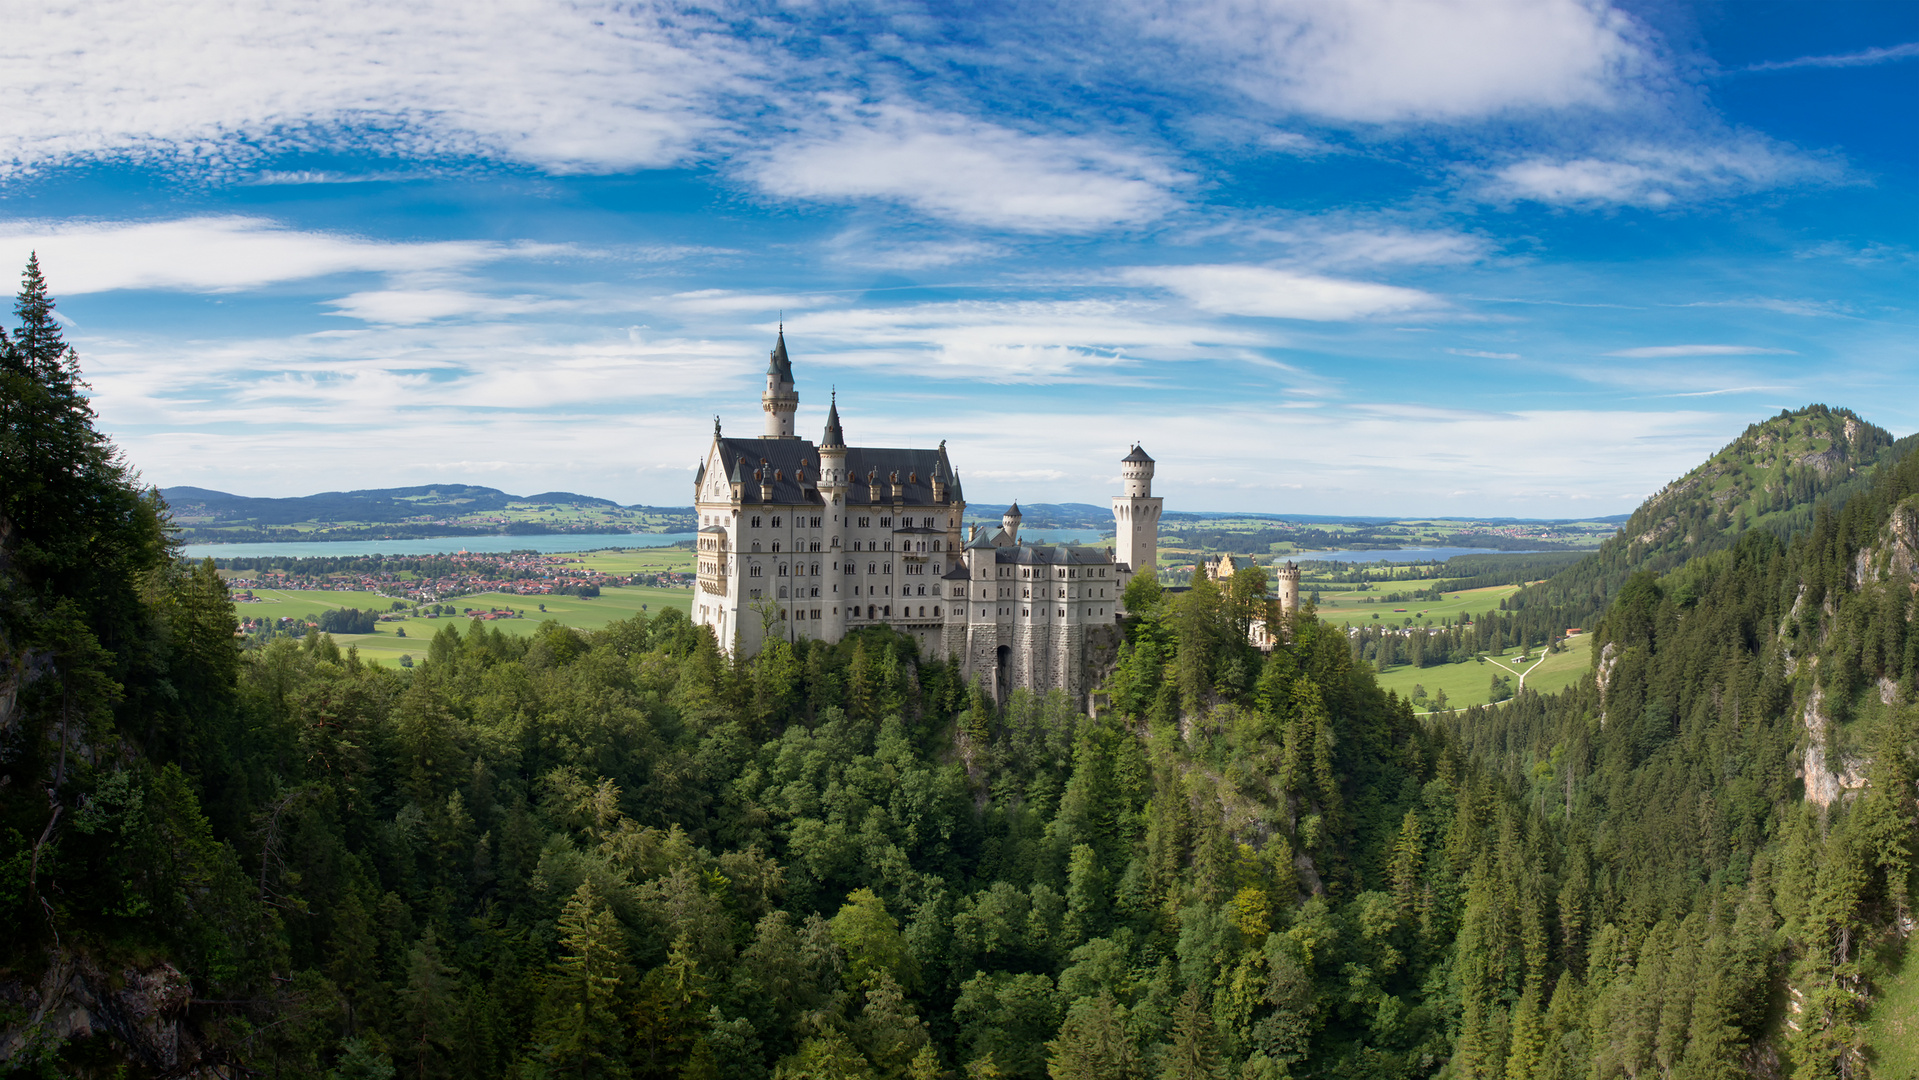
[1316,583,1526,628]
[246,585,693,666]
[563,548,696,575]
[1373,633,1594,712]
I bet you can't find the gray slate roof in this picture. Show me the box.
[708,436,959,507]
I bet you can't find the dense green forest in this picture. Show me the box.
[6,263,1919,1078]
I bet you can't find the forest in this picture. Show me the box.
[6,261,1919,1078]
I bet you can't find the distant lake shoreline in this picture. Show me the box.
[181,533,1571,564]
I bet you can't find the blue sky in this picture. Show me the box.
[3,0,1917,516]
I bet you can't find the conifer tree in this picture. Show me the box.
[1046,993,1141,1080]
[1159,988,1224,1080]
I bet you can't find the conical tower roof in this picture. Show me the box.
[821,391,845,449]
[767,328,793,383]
[1004,501,1022,519]
[1122,444,1154,464]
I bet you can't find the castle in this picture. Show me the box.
[692,332,1162,699]
[1200,552,1301,649]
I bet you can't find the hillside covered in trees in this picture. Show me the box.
[6,262,1919,1078]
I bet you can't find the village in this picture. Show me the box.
[222,549,695,607]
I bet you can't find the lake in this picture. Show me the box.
[180,527,1118,560]
[180,532,698,559]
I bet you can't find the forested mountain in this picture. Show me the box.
[1507,406,1899,634]
[8,263,1919,1078]
[161,485,695,541]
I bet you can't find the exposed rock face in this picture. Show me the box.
[0,952,211,1074]
[1799,682,1870,808]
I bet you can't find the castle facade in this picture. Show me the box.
[691,333,1158,699]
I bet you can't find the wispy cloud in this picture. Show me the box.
[745,103,1186,232]
[1487,140,1836,207]
[1448,348,1520,360]
[1125,264,1441,321]
[1744,41,1919,72]
[1605,344,1797,358]
[0,216,561,293]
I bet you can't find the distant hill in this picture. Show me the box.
[1509,403,1902,622]
[160,484,696,543]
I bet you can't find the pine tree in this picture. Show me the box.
[1159,988,1223,1080]
[534,880,630,1079]
[1046,993,1141,1080]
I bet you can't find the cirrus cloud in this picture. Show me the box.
[1125,264,1441,320]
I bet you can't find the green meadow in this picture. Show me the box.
[249,585,693,666]
[1315,582,1527,629]
[1373,633,1595,712]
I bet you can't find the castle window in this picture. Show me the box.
[831,538,840,548]
[918,606,925,617]
[771,516,782,527]
[778,586,788,597]
[934,606,941,616]
[883,541,892,551]
[922,517,933,527]
[883,606,891,616]
[810,541,821,552]
[852,541,861,551]
[932,564,940,574]
[810,517,821,528]
[810,587,819,597]
[751,542,761,552]
[778,564,788,576]
[868,562,876,574]
[1023,588,1030,598]
[858,517,870,528]
[932,541,941,552]
[883,564,891,575]
[751,516,761,528]
[749,566,762,578]
[772,541,781,552]
[811,563,820,575]
[779,610,787,620]
[880,516,892,527]
[749,589,760,599]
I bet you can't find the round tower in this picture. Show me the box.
[1002,501,1022,545]
[762,328,798,438]
[1112,445,1163,601]
[819,391,848,489]
[1276,561,1301,614]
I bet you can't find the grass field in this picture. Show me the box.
[1373,633,1595,712]
[1867,942,1919,1080]
[1316,583,1524,628]
[245,585,694,666]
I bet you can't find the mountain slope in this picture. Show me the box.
[1508,404,1898,624]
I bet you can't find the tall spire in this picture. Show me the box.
[821,389,845,449]
[761,327,799,438]
[767,326,793,383]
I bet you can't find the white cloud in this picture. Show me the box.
[1126,264,1440,320]
[324,289,580,325]
[784,301,1254,383]
[0,0,741,176]
[1448,348,1519,360]
[1605,344,1797,358]
[1744,41,1919,72]
[1488,141,1833,207]
[1128,0,1651,123]
[0,216,556,293]
[747,104,1185,232]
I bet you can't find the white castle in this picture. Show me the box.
[691,332,1168,699]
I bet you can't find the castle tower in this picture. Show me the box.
[1113,445,1162,594]
[1002,501,1022,545]
[819,393,849,641]
[762,328,798,438]
[1276,561,1301,614]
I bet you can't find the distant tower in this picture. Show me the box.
[1113,445,1162,591]
[1002,501,1022,545]
[1276,561,1301,614]
[762,328,798,438]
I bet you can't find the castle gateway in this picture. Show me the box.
[691,332,1165,699]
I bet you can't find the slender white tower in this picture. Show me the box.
[762,328,798,438]
[1112,445,1161,586]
